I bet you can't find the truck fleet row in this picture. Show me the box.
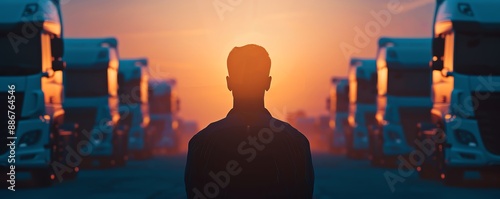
[327,0,500,185]
[0,0,185,187]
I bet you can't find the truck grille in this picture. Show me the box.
[0,92,24,155]
[473,92,500,156]
[399,107,431,148]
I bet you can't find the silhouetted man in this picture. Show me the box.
[185,44,314,199]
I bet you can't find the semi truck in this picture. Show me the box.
[148,79,180,154]
[346,58,378,159]
[369,37,432,166]
[63,38,127,167]
[118,59,153,159]
[370,46,433,167]
[417,0,500,185]
[0,0,78,186]
[328,77,349,153]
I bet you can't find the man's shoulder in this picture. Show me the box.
[188,118,227,145]
[189,117,310,146]
[272,118,310,145]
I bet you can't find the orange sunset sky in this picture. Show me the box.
[61,0,435,128]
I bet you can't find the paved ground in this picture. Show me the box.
[2,153,500,199]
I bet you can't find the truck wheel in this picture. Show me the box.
[418,163,437,180]
[65,168,79,180]
[116,126,129,166]
[437,142,464,186]
[80,158,93,168]
[346,149,356,159]
[100,158,116,168]
[418,145,438,179]
[32,124,60,187]
[140,149,153,159]
[60,124,79,180]
[418,141,440,180]
[415,123,444,180]
[370,155,382,167]
[110,131,121,168]
[345,127,355,159]
[369,147,384,167]
[480,171,500,183]
[31,168,54,187]
[369,128,385,167]
[113,132,127,167]
[441,168,464,186]
[115,155,127,167]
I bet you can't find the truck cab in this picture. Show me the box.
[370,46,433,167]
[346,58,377,158]
[328,77,349,153]
[118,59,153,159]
[0,0,76,186]
[63,38,126,167]
[148,79,180,154]
[417,0,500,185]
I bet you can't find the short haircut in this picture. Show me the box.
[227,44,271,78]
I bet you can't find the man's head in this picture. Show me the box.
[226,44,272,100]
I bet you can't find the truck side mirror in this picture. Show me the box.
[52,59,66,71]
[431,60,444,71]
[51,38,64,58]
[431,36,445,71]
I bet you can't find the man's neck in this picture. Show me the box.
[232,98,265,113]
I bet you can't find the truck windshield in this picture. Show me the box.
[336,92,349,112]
[357,75,377,104]
[453,32,500,76]
[149,92,172,114]
[118,74,142,104]
[65,69,109,97]
[387,69,431,97]
[0,34,42,76]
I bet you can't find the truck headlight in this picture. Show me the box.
[454,130,477,147]
[19,130,42,147]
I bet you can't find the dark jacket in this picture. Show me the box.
[185,108,314,199]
